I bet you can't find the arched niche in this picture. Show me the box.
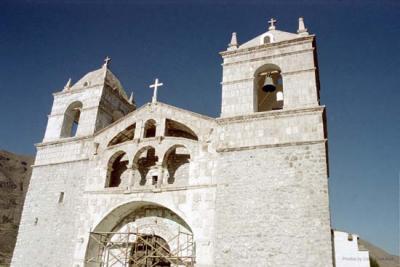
[105,151,129,188]
[61,101,83,137]
[84,201,193,267]
[254,64,284,112]
[260,32,274,44]
[164,119,198,141]
[162,145,190,185]
[107,123,136,147]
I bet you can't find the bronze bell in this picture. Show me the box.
[262,75,276,92]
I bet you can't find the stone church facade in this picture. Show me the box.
[12,18,333,267]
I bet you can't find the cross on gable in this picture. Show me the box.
[103,56,111,67]
[268,18,277,30]
[149,78,163,103]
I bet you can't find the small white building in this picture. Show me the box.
[333,230,371,267]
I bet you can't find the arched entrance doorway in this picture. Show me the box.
[84,202,195,267]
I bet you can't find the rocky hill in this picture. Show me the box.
[359,239,400,267]
[0,150,34,266]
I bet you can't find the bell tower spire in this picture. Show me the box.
[228,32,238,51]
[297,17,309,35]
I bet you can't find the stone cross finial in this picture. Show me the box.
[228,32,238,50]
[103,56,111,67]
[268,18,277,30]
[149,78,163,103]
[297,17,309,35]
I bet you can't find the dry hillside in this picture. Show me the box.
[0,150,33,266]
[359,239,400,267]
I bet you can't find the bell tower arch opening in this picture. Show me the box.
[61,101,83,137]
[254,64,283,112]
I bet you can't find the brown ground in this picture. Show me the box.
[0,150,33,266]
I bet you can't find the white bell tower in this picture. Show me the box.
[220,17,319,117]
[43,59,135,142]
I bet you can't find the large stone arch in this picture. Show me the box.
[84,201,193,267]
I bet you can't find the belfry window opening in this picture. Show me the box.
[254,65,284,112]
[61,101,83,137]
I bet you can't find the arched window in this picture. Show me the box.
[162,145,190,185]
[108,124,136,147]
[61,101,83,137]
[105,151,128,188]
[143,119,156,138]
[133,147,158,186]
[164,119,198,140]
[254,64,284,112]
[263,36,271,44]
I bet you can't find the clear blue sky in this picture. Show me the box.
[1,0,399,256]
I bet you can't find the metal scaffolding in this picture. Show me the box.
[87,229,195,267]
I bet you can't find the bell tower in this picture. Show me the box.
[43,59,135,142]
[220,17,320,117]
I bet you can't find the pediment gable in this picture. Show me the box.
[94,102,216,147]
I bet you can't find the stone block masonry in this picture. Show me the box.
[12,17,333,267]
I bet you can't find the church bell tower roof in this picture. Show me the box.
[65,60,129,101]
[228,17,310,51]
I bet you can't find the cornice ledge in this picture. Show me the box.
[36,135,93,148]
[32,157,90,168]
[84,183,217,194]
[217,106,325,124]
[216,139,327,153]
[53,83,104,96]
[220,35,315,57]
